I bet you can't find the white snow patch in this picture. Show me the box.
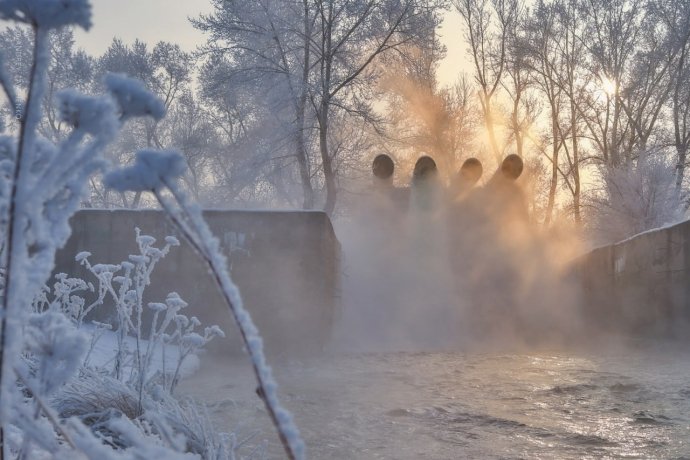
[85,325,200,380]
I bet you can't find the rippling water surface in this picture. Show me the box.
[180,346,690,459]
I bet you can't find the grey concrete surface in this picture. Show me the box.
[574,220,690,336]
[54,209,341,358]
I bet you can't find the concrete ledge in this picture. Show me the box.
[54,209,341,357]
[573,220,690,336]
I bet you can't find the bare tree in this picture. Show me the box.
[96,39,195,208]
[311,0,442,214]
[381,45,477,180]
[654,0,690,190]
[455,0,520,162]
[523,0,588,223]
[525,0,565,224]
[193,0,318,208]
[501,0,541,162]
[578,0,644,167]
[0,27,95,142]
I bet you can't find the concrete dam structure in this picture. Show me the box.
[53,204,690,357]
[54,209,340,357]
[574,219,690,336]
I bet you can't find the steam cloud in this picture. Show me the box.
[335,154,585,352]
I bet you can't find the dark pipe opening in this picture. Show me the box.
[458,157,483,184]
[501,154,523,181]
[372,154,395,180]
[413,156,438,182]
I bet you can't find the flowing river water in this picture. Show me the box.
[180,344,690,459]
[178,184,690,458]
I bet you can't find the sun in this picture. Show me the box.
[600,75,618,96]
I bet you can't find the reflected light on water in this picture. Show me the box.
[180,348,690,459]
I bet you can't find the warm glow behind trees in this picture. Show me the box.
[25,0,690,242]
[442,0,690,240]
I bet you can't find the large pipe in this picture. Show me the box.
[459,157,483,184]
[484,154,528,222]
[451,157,483,197]
[370,153,410,211]
[483,154,524,188]
[372,153,394,181]
[410,156,441,212]
[498,154,523,181]
[412,155,438,183]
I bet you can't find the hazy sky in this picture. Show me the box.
[74,0,212,55]
[74,0,471,87]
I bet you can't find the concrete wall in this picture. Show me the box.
[574,220,690,336]
[54,209,340,358]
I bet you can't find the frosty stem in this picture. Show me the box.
[0,25,49,460]
[14,367,77,450]
[152,181,304,460]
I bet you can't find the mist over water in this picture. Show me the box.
[182,157,690,459]
[335,155,584,353]
[183,348,690,459]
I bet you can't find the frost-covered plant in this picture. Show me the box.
[106,151,305,460]
[31,272,97,325]
[0,0,217,457]
[13,311,89,456]
[163,314,225,395]
[0,1,300,457]
[588,151,685,244]
[73,231,224,397]
[23,232,236,458]
[76,230,181,383]
[54,368,241,458]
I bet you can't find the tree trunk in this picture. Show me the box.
[296,0,314,209]
[483,93,501,162]
[611,95,621,166]
[565,65,582,224]
[132,191,142,209]
[296,137,313,208]
[318,103,337,215]
[544,109,559,226]
[512,91,523,158]
[571,100,581,224]
[676,144,687,191]
[673,46,687,192]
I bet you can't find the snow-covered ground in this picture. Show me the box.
[84,324,201,381]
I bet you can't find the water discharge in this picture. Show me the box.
[180,154,688,458]
[337,154,583,352]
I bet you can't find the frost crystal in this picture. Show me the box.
[120,261,134,271]
[104,149,186,192]
[91,264,119,275]
[25,312,88,395]
[137,235,156,246]
[181,333,205,347]
[104,72,165,121]
[128,254,149,264]
[164,236,180,246]
[166,292,188,309]
[207,325,225,338]
[56,89,118,136]
[148,302,167,312]
[74,251,91,263]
